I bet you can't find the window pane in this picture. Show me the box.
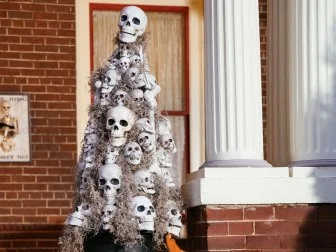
[166,115,187,186]
[92,10,186,111]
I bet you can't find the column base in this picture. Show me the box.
[201,159,271,168]
[290,159,336,167]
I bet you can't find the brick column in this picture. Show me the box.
[203,0,269,168]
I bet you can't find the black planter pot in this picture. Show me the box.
[84,230,154,252]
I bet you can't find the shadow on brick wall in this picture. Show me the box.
[0,224,63,251]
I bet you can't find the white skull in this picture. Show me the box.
[131,89,144,108]
[106,106,135,147]
[105,146,119,164]
[159,134,177,153]
[100,93,111,106]
[124,67,146,89]
[157,147,172,168]
[166,200,182,237]
[135,118,154,133]
[114,90,129,106]
[124,141,142,165]
[131,195,156,231]
[118,56,130,72]
[161,168,175,187]
[138,132,155,153]
[101,69,119,93]
[98,163,122,204]
[119,44,131,57]
[67,203,91,227]
[134,170,155,194]
[1,101,10,115]
[108,58,119,70]
[130,54,142,67]
[83,133,98,153]
[143,73,156,89]
[118,6,148,43]
[101,203,116,230]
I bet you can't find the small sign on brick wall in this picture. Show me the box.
[0,93,30,162]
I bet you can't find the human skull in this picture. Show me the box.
[114,90,129,106]
[119,44,131,57]
[159,134,177,153]
[100,93,111,106]
[131,195,156,231]
[131,89,144,108]
[124,67,146,89]
[84,150,95,169]
[138,132,155,153]
[106,106,135,147]
[101,203,116,230]
[157,147,172,168]
[108,58,119,70]
[123,141,142,165]
[67,203,91,227]
[101,69,119,93]
[98,163,122,204]
[105,146,119,164]
[118,56,130,72]
[161,168,175,187]
[1,101,10,115]
[130,54,142,67]
[166,200,182,237]
[118,6,148,43]
[134,169,155,194]
[83,133,98,153]
[135,118,154,133]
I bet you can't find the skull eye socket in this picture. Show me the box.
[101,211,105,215]
[82,205,89,210]
[145,136,149,139]
[99,178,106,185]
[169,139,173,142]
[149,206,154,212]
[132,17,140,25]
[111,178,119,185]
[107,211,112,215]
[121,15,127,22]
[137,205,145,212]
[134,98,138,101]
[108,119,115,126]
[128,147,132,151]
[120,94,124,98]
[145,177,149,182]
[135,147,140,151]
[120,120,128,127]
[131,72,136,77]
[139,98,144,101]
[107,77,111,82]
[171,209,178,215]
[139,138,143,143]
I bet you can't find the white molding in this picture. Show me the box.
[182,167,336,207]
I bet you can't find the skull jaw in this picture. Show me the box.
[138,220,155,231]
[140,185,155,195]
[68,212,85,227]
[167,225,182,237]
[127,155,141,165]
[119,30,137,43]
[110,136,126,147]
[102,222,111,230]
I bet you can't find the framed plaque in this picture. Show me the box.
[0,94,30,162]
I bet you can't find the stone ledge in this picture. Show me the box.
[182,167,336,207]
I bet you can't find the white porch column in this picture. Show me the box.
[287,0,336,166]
[203,0,269,167]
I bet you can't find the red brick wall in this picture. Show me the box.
[0,0,76,250]
[187,205,336,251]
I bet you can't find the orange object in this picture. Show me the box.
[165,233,185,252]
